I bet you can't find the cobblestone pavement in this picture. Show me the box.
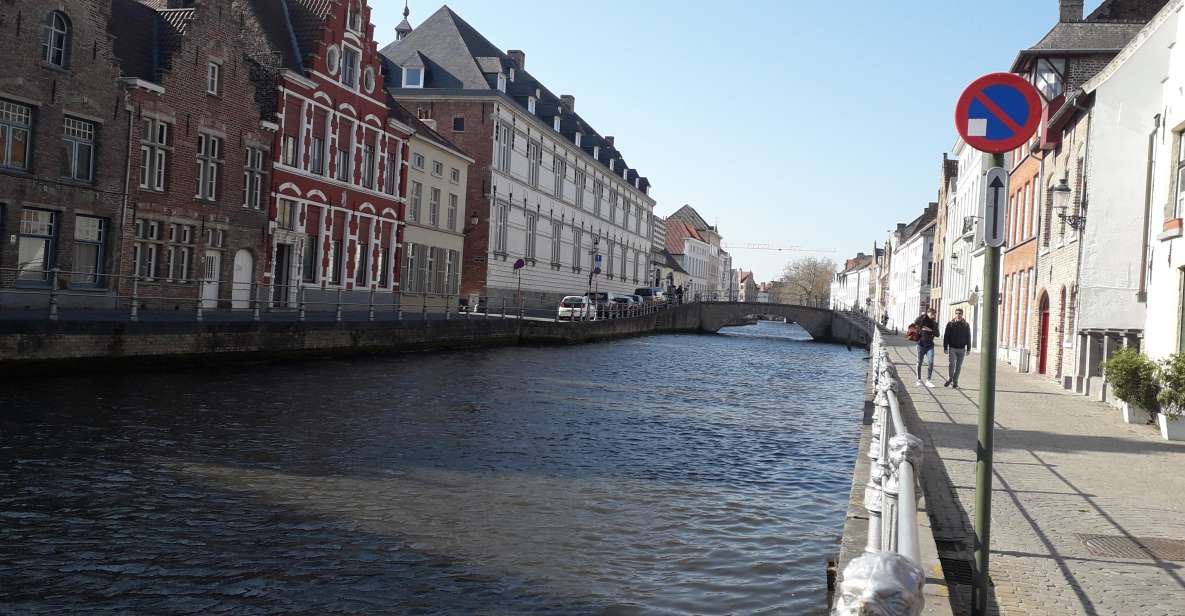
[885,336,1185,616]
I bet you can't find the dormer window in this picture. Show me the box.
[593,145,599,159]
[1032,58,1065,101]
[553,116,561,131]
[347,3,364,33]
[509,68,516,82]
[528,96,536,114]
[497,73,507,92]
[575,132,582,147]
[402,66,423,88]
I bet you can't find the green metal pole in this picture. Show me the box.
[973,151,1004,616]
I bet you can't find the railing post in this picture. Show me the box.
[298,286,306,322]
[422,296,428,320]
[368,287,376,322]
[395,290,403,320]
[884,433,924,557]
[130,274,140,322]
[252,282,261,322]
[518,298,524,320]
[195,297,204,322]
[335,287,343,322]
[48,268,60,321]
[445,295,452,321]
[483,297,489,319]
[501,297,506,319]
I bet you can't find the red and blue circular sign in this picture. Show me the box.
[955,73,1042,154]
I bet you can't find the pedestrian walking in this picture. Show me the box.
[942,308,972,389]
[912,308,938,387]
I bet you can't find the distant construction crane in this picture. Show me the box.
[720,243,836,253]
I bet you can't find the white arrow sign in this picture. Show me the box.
[981,167,1008,248]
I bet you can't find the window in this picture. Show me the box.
[243,146,266,209]
[623,203,630,230]
[554,157,566,198]
[17,209,55,283]
[606,239,615,279]
[384,150,398,194]
[378,246,390,288]
[410,181,422,222]
[133,219,159,280]
[336,142,350,182]
[362,138,376,188]
[347,3,364,32]
[417,244,431,292]
[494,202,509,254]
[278,199,297,230]
[446,250,459,294]
[329,239,343,284]
[496,123,512,172]
[1033,58,1065,101]
[497,73,507,92]
[341,47,359,88]
[401,242,415,292]
[609,190,618,223]
[447,193,458,231]
[41,11,69,67]
[526,140,541,187]
[355,240,368,285]
[431,247,445,293]
[302,234,318,283]
[450,167,460,183]
[593,178,603,216]
[195,133,222,200]
[432,160,443,176]
[525,212,537,259]
[73,215,106,286]
[205,228,224,248]
[413,153,425,169]
[575,169,585,209]
[61,117,94,182]
[0,100,33,171]
[572,228,582,271]
[206,62,221,95]
[551,221,561,265]
[429,187,440,226]
[452,116,465,132]
[528,96,536,114]
[282,134,298,167]
[165,224,195,282]
[1176,133,1185,218]
[310,136,325,175]
[138,118,168,190]
[402,67,423,88]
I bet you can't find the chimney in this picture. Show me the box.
[560,95,575,112]
[507,49,525,70]
[1059,0,1084,22]
[604,136,615,148]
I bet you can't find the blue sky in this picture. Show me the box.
[371,1,1105,281]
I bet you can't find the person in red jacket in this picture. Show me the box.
[912,308,939,387]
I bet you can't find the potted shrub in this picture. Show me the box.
[1157,353,1185,440]
[1101,347,1158,425]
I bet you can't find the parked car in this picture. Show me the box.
[634,287,667,303]
[557,296,595,321]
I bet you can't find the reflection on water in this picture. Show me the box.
[0,320,866,615]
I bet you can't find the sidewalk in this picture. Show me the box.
[885,335,1185,616]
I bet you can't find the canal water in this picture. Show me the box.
[0,320,867,615]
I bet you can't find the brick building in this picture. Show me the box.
[0,0,130,309]
[1001,144,1039,372]
[110,0,274,310]
[241,0,410,309]
[380,6,656,308]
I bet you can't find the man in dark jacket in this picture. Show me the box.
[942,308,972,388]
[912,308,939,387]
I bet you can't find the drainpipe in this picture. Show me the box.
[1137,114,1160,304]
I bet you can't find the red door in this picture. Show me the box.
[1038,295,1050,374]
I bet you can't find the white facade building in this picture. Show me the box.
[886,217,935,331]
[1104,1,1184,360]
[943,138,987,350]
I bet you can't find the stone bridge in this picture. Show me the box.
[656,302,874,347]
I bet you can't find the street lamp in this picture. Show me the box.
[1052,178,1084,230]
[462,213,481,235]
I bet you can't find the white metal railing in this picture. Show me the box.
[833,328,927,616]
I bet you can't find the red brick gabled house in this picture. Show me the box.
[0,0,130,308]
[241,0,411,308]
[110,0,274,310]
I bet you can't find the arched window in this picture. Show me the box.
[41,11,70,67]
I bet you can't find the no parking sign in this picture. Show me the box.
[955,73,1041,154]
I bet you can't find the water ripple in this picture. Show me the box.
[0,321,865,615]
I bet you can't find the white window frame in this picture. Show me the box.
[139,118,169,191]
[402,66,423,88]
[243,146,266,209]
[447,193,458,231]
[410,181,422,222]
[195,133,222,200]
[340,46,360,89]
[41,11,69,67]
[429,187,440,227]
[206,62,221,96]
[62,116,95,182]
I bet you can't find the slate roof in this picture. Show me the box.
[652,248,688,275]
[109,0,194,82]
[379,6,650,192]
[284,0,336,68]
[1011,0,1168,70]
[669,204,715,233]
